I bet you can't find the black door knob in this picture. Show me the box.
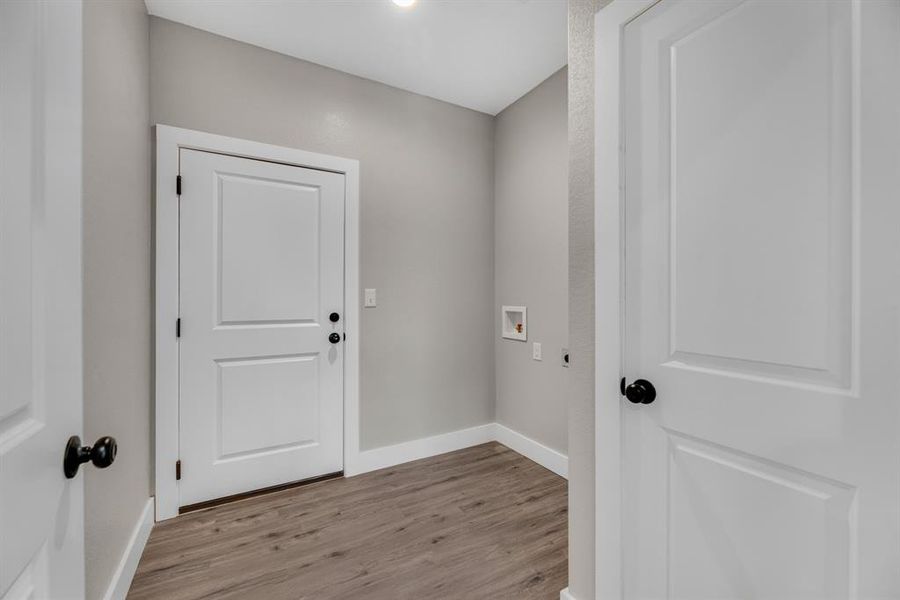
[624,379,656,405]
[329,312,340,323]
[64,435,117,479]
[329,332,341,344]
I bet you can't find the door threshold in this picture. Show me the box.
[179,471,344,515]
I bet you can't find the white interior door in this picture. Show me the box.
[179,149,345,507]
[0,0,85,598]
[622,0,900,598]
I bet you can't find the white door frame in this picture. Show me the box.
[593,1,659,597]
[154,125,360,521]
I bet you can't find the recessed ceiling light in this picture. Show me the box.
[392,0,417,7]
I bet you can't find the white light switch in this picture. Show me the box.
[364,288,377,308]
[533,342,542,361]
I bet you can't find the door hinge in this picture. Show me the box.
[176,459,182,481]
[176,318,181,338]
[176,175,182,196]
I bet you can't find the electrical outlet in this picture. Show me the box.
[533,342,542,361]
[364,288,377,308]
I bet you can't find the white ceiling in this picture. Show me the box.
[143,0,568,115]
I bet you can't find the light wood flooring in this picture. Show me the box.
[128,442,568,599]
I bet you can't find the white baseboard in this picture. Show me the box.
[346,422,568,480]
[560,587,576,600]
[494,423,568,478]
[102,497,155,600]
[347,423,496,476]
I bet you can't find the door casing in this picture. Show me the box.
[154,125,360,521]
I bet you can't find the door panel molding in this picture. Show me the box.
[663,0,855,390]
[154,125,360,521]
[665,429,858,598]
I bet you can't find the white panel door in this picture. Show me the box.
[179,150,345,507]
[0,0,85,598]
[622,1,900,598]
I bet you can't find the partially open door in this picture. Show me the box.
[597,0,900,597]
[1,1,86,598]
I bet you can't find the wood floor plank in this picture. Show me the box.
[128,442,567,600]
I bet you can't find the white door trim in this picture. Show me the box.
[154,125,360,521]
[593,1,659,597]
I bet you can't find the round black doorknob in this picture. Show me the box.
[329,312,340,323]
[624,379,656,405]
[329,332,341,344]
[64,435,117,479]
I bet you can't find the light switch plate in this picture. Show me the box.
[364,288,377,308]
[533,342,542,361]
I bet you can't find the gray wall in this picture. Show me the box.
[493,68,568,454]
[149,18,496,451]
[82,1,152,599]
[568,1,608,598]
